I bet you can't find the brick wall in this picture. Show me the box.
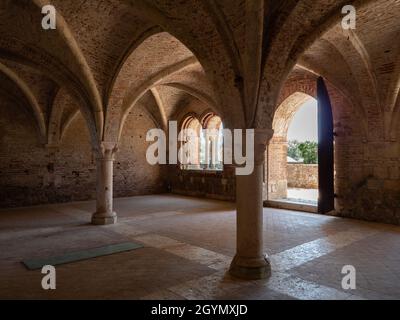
[0,100,166,208]
[1,79,399,224]
[169,165,236,201]
[266,77,400,225]
[287,164,318,189]
[265,136,288,200]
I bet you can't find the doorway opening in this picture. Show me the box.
[265,93,319,213]
[286,98,318,205]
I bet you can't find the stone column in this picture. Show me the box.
[92,143,118,225]
[43,144,59,188]
[230,128,273,280]
[211,135,218,167]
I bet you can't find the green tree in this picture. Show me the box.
[298,141,318,164]
[287,140,318,164]
[287,140,301,161]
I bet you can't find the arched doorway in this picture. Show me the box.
[265,78,335,214]
[286,98,319,205]
[265,92,319,212]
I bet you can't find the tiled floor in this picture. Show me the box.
[0,194,399,300]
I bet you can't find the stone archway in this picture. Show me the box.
[265,91,318,207]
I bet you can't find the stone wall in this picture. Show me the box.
[287,164,318,189]
[1,78,400,225]
[265,136,288,200]
[266,77,400,225]
[328,84,400,224]
[169,166,236,201]
[115,108,167,197]
[0,100,166,208]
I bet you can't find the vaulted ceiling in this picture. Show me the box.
[0,0,398,149]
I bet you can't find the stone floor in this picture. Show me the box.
[287,188,318,203]
[0,194,400,300]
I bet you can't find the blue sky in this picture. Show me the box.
[287,99,318,142]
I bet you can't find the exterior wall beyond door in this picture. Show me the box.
[287,164,318,189]
[265,136,288,200]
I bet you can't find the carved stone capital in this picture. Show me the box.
[97,142,118,161]
[254,128,274,165]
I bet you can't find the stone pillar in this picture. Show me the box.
[92,143,118,225]
[205,135,210,168]
[230,129,273,280]
[211,135,218,167]
[43,144,59,187]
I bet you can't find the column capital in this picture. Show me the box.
[254,129,274,145]
[97,142,118,161]
[254,128,274,165]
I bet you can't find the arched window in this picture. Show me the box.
[200,114,223,170]
[181,113,223,171]
[180,115,202,170]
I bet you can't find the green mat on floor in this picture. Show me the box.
[22,242,143,270]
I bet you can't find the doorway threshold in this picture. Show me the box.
[264,199,318,213]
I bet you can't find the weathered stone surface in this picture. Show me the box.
[0,99,165,208]
[287,164,318,190]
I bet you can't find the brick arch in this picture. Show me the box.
[60,110,80,143]
[147,80,219,129]
[108,28,227,143]
[178,113,202,169]
[105,30,200,143]
[296,59,369,136]
[118,80,220,142]
[0,39,100,149]
[119,1,245,130]
[391,97,400,141]
[28,0,104,140]
[178,110,224,171]
[388,51,400,141]
[266,89,318,202]
[0,62,47,143]
[276,73,368,140]
[174,100,214,130]
[179,112,202,130]
[104,26,163,107]
[47,87,64,146]
[162,83,219,116]
[200,111,223,130]
[273,92,316,138]
[256,0,376,130]
[48,87,99,148]
[277,81,317,108]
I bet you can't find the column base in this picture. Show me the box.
[229,254,271,280]
[91,212,117,225]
